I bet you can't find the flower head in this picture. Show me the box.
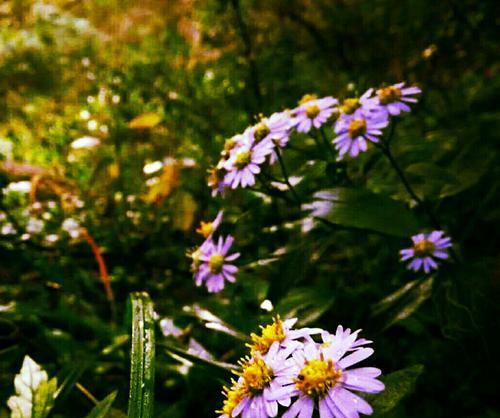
[376,82,421,116]
[337,89,380,122]
[223,130,274,189]
[227,342,298,418]
[208,164,228,197]
[333,113,388,158]
[196,211,223,238]
[274,329,384,418]
[292,96,338,133]
[195,235,240,292]
[400,230,452,273]
[249,317,322,356]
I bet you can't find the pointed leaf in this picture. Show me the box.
[127,292,156,418]
[85,391,118,418]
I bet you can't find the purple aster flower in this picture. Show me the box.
[376,82,421,116]
[400,230,452,273]
[292,96,338,133]
[195,235,240,292]
[223,130,274,189]
[230,342,299,418]
[271,328,384,418]
[196,210,223,238]
[253,111,293,145]
[337,89,380,123]
[249,316,322,356]
[333,113,389,158]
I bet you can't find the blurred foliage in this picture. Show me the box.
[0,0,498,417]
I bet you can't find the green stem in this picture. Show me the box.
[275,149,301,205]
[320,127,337,160]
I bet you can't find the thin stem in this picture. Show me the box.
[275,149,301,205]
[76,382,99,405]
[378,124,460,262]
[320,127,337,160]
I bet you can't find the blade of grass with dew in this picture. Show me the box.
[127,292,155,418]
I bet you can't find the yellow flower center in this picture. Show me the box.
[340,98,360,115]
[254,123,270,142]
[217,382,249,416]
[305,105,321,119]
[348,119,367,138]
[299,93,318,105]
[234,150,252,169]
[413,239,436,257]
[209,254,225,274]
[249,317,286,354]
[240,357,274,393]
[295,358,342,400]
[196,221,213,238]
[378,86,402,105]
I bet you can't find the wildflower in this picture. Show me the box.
[196,235,240,293]
[228,342,298,418]
[4,181,31,194]
[292,96,338,133]
[337,89,380,121]
[254,112,292,142]
[62,218,81,239]
[333,113,389,158]
[249,317,322,356]
[400,230,452,273]
[274,330,384,418]
[376,82,421,116]
[196,210,224,238]
[223,130,274,189]
[26,218,44,234]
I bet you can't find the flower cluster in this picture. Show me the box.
[188,211,240,293]
[209,82,421,195]
[218,317,384,418]
[400,230,452,273]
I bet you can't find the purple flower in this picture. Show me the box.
[195,235,240,292]
[337,89,380,123]
[292,96,338,133]
[376,82,421,116]
[333,113,389,158]
[400,230,452,273]
[272,328,384,418]
[249,317,322,356]
[223,129,274,189]
[230,342,299,418]
[253,111,293,145]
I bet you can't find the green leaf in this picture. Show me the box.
[276,287,334,327]
[369,365,424,417]
[372,277,434,329]
[32,378,57,418]
[127,292,156,418]
[313,188,419,237]
[162,342,238,371]
[84,391,118,418]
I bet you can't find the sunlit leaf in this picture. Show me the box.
[128,113,162,129]
[143,163,179,204]
[127,292,155,418]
